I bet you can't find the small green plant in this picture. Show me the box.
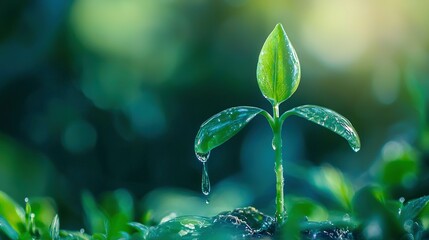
[194,23,361,225]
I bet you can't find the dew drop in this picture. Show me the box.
[403,219,413,232]
[196,151,210,163]
[343,213,350,222]
[24,197,29,203]
[205,199,210,205]
[201,162,210,196]
[271,138,276,150]
[398,197,405,215]
[80,228,85,234]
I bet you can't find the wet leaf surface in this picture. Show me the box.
[287,105,360,152]
[195,106,264,154]
[400,195,429,223]
[257,23,300,105]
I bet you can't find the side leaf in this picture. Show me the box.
[195,107,264,154]
[256,23,301,105]
[286,105,360,152]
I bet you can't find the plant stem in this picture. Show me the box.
[272,104,285,224]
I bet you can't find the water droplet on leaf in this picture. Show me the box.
[403,219,414,232]
[202,162,210,195]
[398,197,406,215]
[291,105,361,152]
[205,199,210,204]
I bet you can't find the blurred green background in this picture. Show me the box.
[0,0,428,229]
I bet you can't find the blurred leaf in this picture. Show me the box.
[380,155,418,188]
[128,222,149,238]
[287,105,360,152]
[281,197,326,239]
[0,134,53,201]
[81,191,107,234]
[99,190,134,237]
[352,185,387,218]
[90,233,106,240]
[285,196,329,222]
[352,186,405,239]
[420,201,429,230]
[194,107,263,155]
[256,23,300,105]
[378,143,420,187]
[311,165,355,211]
[59,230,91,240]
[25,199,31,220]
[0,216,19,240]
[0,191,25,233]
[30,197,57,229]
[105,212,130,239]
[99,189,134,222]
[49,215,59,240]
[82,190,135,238]
[400,196,429,223]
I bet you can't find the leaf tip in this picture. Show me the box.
[351,130,361,152]
[274,23,284,31]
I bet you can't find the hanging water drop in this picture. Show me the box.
[196,151,210,163]
[201,162,211,195]
[351,144,360,152]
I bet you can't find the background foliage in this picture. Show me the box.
[0,0,428,232]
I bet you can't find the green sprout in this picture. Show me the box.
[194,23,361,225]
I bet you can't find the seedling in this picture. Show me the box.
[194,23,361,225]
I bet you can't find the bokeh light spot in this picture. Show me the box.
[300,0,371,68]
[62,119,97,154]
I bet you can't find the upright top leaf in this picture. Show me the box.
[257,23,301,106]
